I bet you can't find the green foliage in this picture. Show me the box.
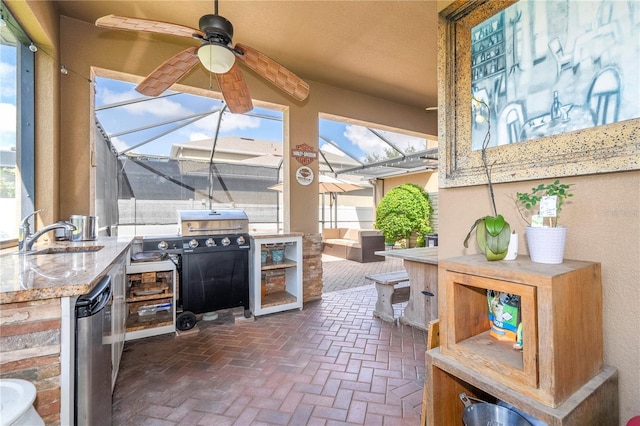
[374,183,433,245]
[0,167,16,198]
[514,179,574,227]
[464,215,511,260]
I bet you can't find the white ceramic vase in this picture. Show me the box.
[525,226,567,264]
[504,232,518,260]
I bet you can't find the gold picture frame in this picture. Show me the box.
[438,0,640,188]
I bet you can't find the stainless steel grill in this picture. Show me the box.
[179,209,249,237]
[177,209,252,328]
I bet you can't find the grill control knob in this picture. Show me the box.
[157,241,168,250]
[205,238,216,247]
[188,239,199,248]
[221,237,231,246]
[236,236,245,245]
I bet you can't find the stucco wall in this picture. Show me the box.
[438,171,640,423]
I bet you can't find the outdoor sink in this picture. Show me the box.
[29,245,104,255]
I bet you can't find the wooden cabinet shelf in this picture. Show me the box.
[126,292,173,303]
[261,291,297,308]
[455,330,524,370]
[425,348,618,426]
[250,235,303,317]
[125,260,176,340]
[125,310,173,332]
[425,254,618,425]
[260,259,297,271]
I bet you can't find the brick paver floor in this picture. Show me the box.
[113,257,426,425]
[321,254,404,293]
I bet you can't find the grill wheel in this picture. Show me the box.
[176,311,197,331]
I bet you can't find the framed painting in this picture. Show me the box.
[438,0,640,188]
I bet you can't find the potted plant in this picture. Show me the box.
[375,183,433,248]
[463,98,511,261]
[513,179,574,264]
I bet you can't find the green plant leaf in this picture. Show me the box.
[485,221,511,255]
[483,242,509,260]
[484,215,506,236]
[463,218,484,248]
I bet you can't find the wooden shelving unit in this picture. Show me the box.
[424,254,618,424]
[250,235,303,317]
[125,260,176,340]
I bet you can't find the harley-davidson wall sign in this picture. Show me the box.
[292,143,318,166]
[295,166,314,186]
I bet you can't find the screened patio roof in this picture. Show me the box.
[95,79,438,181]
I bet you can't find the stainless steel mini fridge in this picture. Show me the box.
[75,275,112,426]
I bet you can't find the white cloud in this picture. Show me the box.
[0,103,16,134]
[96,87,193,118]
[110,136,129,153]
[187,112,261,134]
[343,124,426,159]
[0,103,16,129]
[188,132,210,141]
[377,129,425,151]
[319,143,345,157]
[344,125,386,157]
[220,113,261,132]
[0,62,16,98]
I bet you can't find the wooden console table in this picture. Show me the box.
[425,255,619,424]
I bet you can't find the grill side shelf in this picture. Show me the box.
[250,235,303,317]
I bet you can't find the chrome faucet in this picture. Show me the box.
[18,209,43,251]
[19,209,76,252]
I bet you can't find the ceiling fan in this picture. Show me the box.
[95,0,309,113]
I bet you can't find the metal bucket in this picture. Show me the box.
[70,215,97,241]
[459,393,532,426]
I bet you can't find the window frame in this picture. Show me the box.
[1,2,35,246]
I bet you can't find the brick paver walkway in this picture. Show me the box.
[321,254,405,293]
[113,257,426,425]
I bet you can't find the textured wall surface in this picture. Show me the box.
[0,298,62,425]
[302,233,323,302]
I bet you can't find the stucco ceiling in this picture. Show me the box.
[53,0,439,110]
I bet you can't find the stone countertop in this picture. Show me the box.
[0,236,133,304]
[250,232,305,239]
[374,247,439,265]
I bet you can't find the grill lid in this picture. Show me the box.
[178,209,249,236]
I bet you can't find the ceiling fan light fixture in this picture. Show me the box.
[197,43,235,73]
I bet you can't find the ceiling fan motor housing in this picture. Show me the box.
[199,14,233,45]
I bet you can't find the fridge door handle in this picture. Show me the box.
[76,275,112,317]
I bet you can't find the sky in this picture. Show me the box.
[0,29,18,152]
[94,77,427,161]
[1,53,427,163]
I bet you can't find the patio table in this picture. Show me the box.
[374,247,438,331]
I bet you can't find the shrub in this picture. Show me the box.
[374,183,433,246]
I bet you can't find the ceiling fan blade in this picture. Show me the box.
[234,43,309,101]
[215,63,253,114]
[96,15,204,38]
[136,47,200,97]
